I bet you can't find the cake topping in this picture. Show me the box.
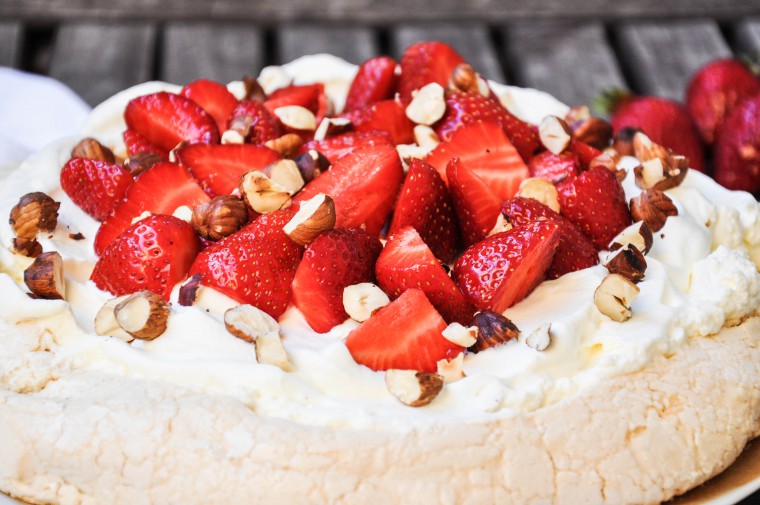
[24,251,65,300]
[608,221,654,254]
[264,133,305,157]
[604,244,647,283]
[594,273,640,322]
[405,82,446,126]
[191,195,249,241]
[12,237,42,258]
[272,105,317,131]
[385,369,444,407]
[343,282,390,322]
[71,137,116,163]
[629,189,678,232]
[469,310,519,353]
[239,170,293,214]
[282,193,336,246]
[94,295,134,342]
[538,115,572,155]
[441,322,478,348]
[224,304,291,370]
[113,290,170,341]
[9,192,60,239]
[523,322,552,351]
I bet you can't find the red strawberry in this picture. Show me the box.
[344,56,399,112]
[91,214,200,300]
[60,157,134,221]
[500,197,599,279]
[398,41,465,102]
[264,83,329,121]
[606,92,704,172]
[180,79,239,133]
[686,58,760,145]
[446,157,502,247]
[301,130,392,163]
[426,121,529,200]
[189,206,303,319]
[452,220,561,312]
[569,139,602,170]
[291,228,382,333]
[341,99,414,145]
[714,95,760,193]
[123,129,167,159]
[124,92,220,152]
[388,159,459,263]
[94,162,210,256]
[556,166,632,251]
[376,226,474,324]
[175,144,280,196]
[295,143,404,236]
[435,91,540,162]
[528,150,579,184]
[344,288,462,373]
[227,100,282,145]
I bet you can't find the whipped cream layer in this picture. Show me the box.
[1,55,759,431]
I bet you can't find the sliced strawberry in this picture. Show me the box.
[264,83,328,121]
[124,92,220,151]
[227,100,283,145]
[528,150,579,183]
[91,214,200,300]
[452,220,561,312]
[123,129,167,159]
[376,226,474,324]
[295,143,404,236]
[434,91,540,162]
[94,162,210,256]
[291,228,382,333]
[188,206,303,319]
[446,157,502,247]
[344,289,462,373]
[60,157,134,221]
[398,41,465,102]
[300,130,393,163]
[556,166,633,251]
[388,159,459,263]
[341,99,414,145]
[569,139,602,170]
[426,121,529,200]
[175,144,280,196]
[500,197,599,279]
[344,56,399,112]
[180,79,239,133]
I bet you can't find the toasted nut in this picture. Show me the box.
[273,105,316,131]
[632,143,689,191]
[589,153,618,172]
[342,282,390,322]
[437,353,465,383]
[192,196,249,241]
[239,170,291,214]
[178,274,202,307]
[94,295,133,342]
[630,190,678,232]
[636,158,666,188]
[131,210,153,225]
[23,251,65,299]
[243,75,267,102]
[612,127,641,157]
[604,244,647,283]
[539,115,572,155]
[594,273,639,322]
[396,144,433,171]
[524,322,552,351]
[406,82,446,125]
[172,205,194,222]
[448,63,489,96]
[293,149,330,183]
[516,178,560,213]
[9,192,60,239]
[283,193,335,246]
[123,152,162,176]
[71,138,115,163]
[314,117,352,141]
[609,221,653,255]
[224,304,280,343]
[632,132,669,163]
[488,213,513,236]
[221,129,246,145]
[441,322,478,347]
[258,66,293,94]
[469,310,520,353]
[12,237,42,258]
[564,105,591,126]
[255,331,292,371]
[168,141,188,163]
[114,291,169,340]
[413,125,441,148]
[263,159,305,195]
[572,117,613,150]
[385,369,444,407]
[265,133,305,157]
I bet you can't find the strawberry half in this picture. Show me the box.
[124,92,220,152]
[175,144,280,196]
[189,206,303,319]
[123,129,167,159]
[452,220,561,313]
[376,226,474,324]
[344,56,399,112]
[264,83,329,121]
[341,99,415,145]
[60,157,134,221]
[227,100,283,145]
[344,288,462,373]
[528,150,579,184]
[300,130,392,163]
[91,214,200,300]
[556,166,632,251]
[446,157,502,247]
[426,121,529,200]
[180,79,239,133]
[398,41,465,102]
[94,162,210,256]
[500,197,598,279]
[291,228,382,333]
[569,139,602,170]
[295,143,404,236]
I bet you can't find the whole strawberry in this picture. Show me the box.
[60,157,134,221]
[714,95,760,193]
[686,58,760,145]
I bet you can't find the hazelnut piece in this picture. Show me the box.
[114,291,170,341]
[12,237,42,258]
[608,221,654,255]
[178,274,203,307]
[405,83,446,125]
[283,193,336,246]
[273,105,317,131]
[524,323,552,351]
[293,149,330,183]
[24,251,65,300]
[594,273,639,322]
[94,295,134,342]
[314,117,352,141]
[604,244,647,283]
[437,353,465,383]
[9,192,60,239]
[469,310,520,353]
[71,138,115,163]
[243,75,267,102]
[516,178,560,213]
[123,152,162,177]
[239,170,291,214]
[224,304,291,370]
[191,196,249,241]
[263,159,305,195]
[630,190,678,232]
[342,282,390,322]
[441,322,478,348]
[539,115,572,155]
[264,133,305,157]
[385,369,444,407]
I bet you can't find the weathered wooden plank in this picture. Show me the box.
[48,23,156,106]
[615,20,731,101]
[162,23,264,85]
[391,24,504,82]
[734,19,760,54]
[277,24,377,65]
[0,22,22,68]
[502,22,626,108]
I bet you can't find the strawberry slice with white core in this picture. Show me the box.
[180,79,239,133]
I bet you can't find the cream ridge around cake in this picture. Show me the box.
[0,46,759,505]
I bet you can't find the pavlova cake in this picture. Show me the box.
[0,42,759,505]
